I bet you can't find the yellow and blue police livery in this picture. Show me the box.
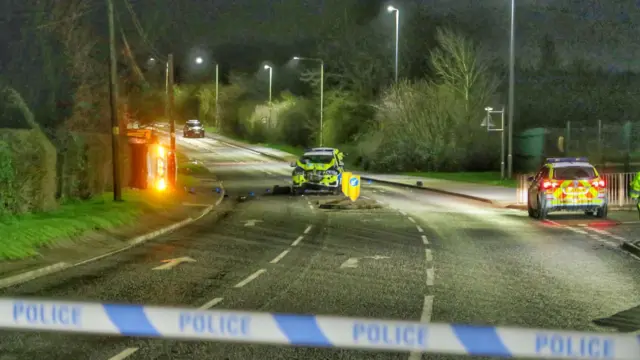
[527,157,608,220]
[291,149,345,195]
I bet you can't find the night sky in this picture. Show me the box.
[1,0,639,71]
[125,0,640,71]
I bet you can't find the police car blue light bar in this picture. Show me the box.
[545,157,589,163]
[1,298,638,359]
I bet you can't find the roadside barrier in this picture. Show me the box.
[0,298,637,359]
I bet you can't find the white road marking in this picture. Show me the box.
[407,217,416,223]
[425,249,433,262]
[416,226,424,233]
[234,269,266,288]
[244,219,263,227]
[292,236,304,246]
[309,205,314,210]
[198,297,224,310]
[270,249,291,264]
[399,211,407,216]
[108,348,139,360]
[421,235,429,245]
[426,268,434,286]
[566,227,589,235]
[152,257,196,271]
[304,225,313,234]
[586,227,628,242]
[408,296,434,360]
[340,258,359,268]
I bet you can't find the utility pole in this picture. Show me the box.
[167,53,176,187]
[507,0,515,178]
[215,63,219,130]
[107,0,122,201]
[319,61,324,146]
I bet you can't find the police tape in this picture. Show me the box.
[0,298,637,359]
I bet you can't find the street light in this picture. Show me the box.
[387,5,399,83]
[293,56,324,146]
[194,57,219,129]
[507,0,515,178]
[482,106,506,179]
[263,65,273,104]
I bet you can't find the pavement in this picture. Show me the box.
[0,133,640,359]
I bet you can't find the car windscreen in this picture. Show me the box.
[300,155,333,164]
[553,166,596,180]
[186,121,201,127]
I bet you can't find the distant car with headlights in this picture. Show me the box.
[183,119,205,138]
[291,149,345,195]
[527,157,608,220]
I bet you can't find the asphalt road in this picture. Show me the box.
[1,135,640,360]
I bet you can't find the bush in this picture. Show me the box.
[359,80,499,172]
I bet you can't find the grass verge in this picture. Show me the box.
[402,171,517,188]
[0,190,173,260]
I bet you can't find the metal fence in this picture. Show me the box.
[516,172,636,208]
[546,121,640,170]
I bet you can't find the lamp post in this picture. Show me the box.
[482,106,506,180]
[195,57,220,129]
[263,65,272,104]
[387,5,399,83]
[263,64,273,128]
[293,56,324,146]
[507,0,515,178]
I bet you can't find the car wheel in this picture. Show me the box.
[595,204,608,219]
[536,195,547,220]
[201,132,205,138]
[527,197,535,218]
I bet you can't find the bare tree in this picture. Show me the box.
[430,27,497,114]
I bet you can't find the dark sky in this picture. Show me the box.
[2,0,639,72]
[126,0,639,70]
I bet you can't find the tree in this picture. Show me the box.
[430,28,498,114]
[539,34,559,71]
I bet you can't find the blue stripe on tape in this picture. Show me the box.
[103,304,160,336]
[452,324,511,357]
[273,314,332,346]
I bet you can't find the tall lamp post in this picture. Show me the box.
[293,56,324,146]
[263,64,273,128]
[195,57,220,129]
[482,106,506,180]
[263,65,273,104]
[507,0,515,178]
[387,5,399,83]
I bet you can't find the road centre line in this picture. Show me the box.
[408,296,434,360]
[304,225,313,234]
[421,235,429,245]
[108,347,139,360]
[426,268,434,286]
[198,297,224,310]
[416,226,424,233]
[292,236,304,246]
[399,211,407,216]
[425,249,433,262]
[234,269,266,288]
[270,249,291,264]
[407,217,416,223]
[309,205,314,210]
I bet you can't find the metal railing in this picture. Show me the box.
[516,172,636,207]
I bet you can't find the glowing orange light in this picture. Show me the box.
[156,178,167,191]
[157,145,165,157]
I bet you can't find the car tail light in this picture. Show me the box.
[591,179,605,188]
[540,180,558,190]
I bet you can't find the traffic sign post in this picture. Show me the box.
[341,172,352,197]
[347,174,360,201]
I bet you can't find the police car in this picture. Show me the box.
[291,149,345,195]
[527,157,608,220]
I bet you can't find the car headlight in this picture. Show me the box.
[325,170,338,175]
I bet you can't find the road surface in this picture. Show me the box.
[0,135,639,360]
